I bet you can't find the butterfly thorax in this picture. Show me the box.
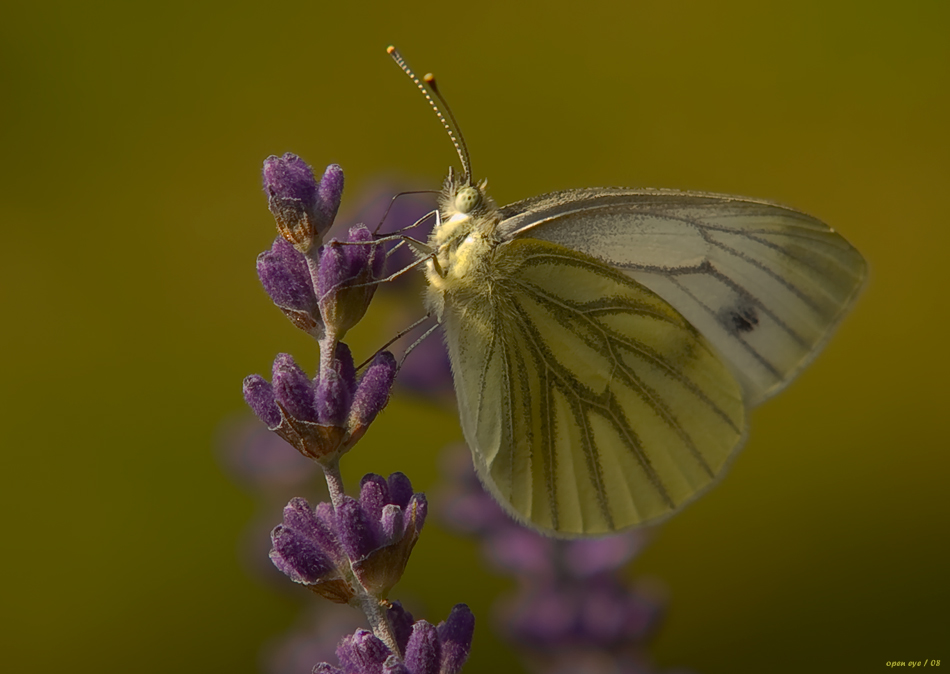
[424,175,502,321]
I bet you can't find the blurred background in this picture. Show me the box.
[2,1,947,672]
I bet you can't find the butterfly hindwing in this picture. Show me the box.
[441,237,746,535]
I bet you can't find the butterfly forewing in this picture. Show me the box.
[497,189,868,406]
[441,237,746,536]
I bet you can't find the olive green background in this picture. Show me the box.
[2,1,947,672]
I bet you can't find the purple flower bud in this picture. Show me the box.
[263,154,341,253]
[336,495,381,562]
[315,606,475,674]
[267,498,360,603]
[437,605,475,674]
[317,226,384,339]
[406,494,428,534]
[256,237,324,338]
[269,525,333,585]
[336,629,392,674]
[336,474,428,598]
[317,241,351,298]
[380,505,405,545]
[257,237,319,312]
[348,351,397,436]
[315,501,337,531]
[336,225,373,282]
[352,224,386,280]
[242,374,281,428]
[316,343,356,426]
[273,353,318,422]
[387,601,415,655]
[284,497,343,560]
[359,474,390,524]
[387,472,414,510]
[281,497,322,533]
[268,498,340,585]
[314,164,344,235]
[404,621,440,674]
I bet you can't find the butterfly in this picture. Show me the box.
[388,47,867,536]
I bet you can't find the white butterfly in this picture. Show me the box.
[390,47,867,536]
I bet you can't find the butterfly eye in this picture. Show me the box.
[454,186,480,214]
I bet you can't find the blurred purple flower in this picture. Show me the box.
[262,604,365,674]
[437,445,692,674]
[390,322,455,405]
[217,415,320,494]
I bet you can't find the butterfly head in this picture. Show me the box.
[439,167,495,219]
[432,170,499,254]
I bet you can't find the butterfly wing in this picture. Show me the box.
[440,237,745,535]
[498,189,868,406]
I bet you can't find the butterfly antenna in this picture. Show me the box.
[387,46,473,184]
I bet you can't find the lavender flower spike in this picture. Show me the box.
[263,153,343,253]
[243,345,395,467]
[268,474,427,603]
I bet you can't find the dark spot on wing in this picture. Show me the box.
[723,304,759,334]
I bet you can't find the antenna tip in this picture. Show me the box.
[424,73,439,92]
[386,45,396,54]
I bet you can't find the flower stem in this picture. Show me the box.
[322,458,346,509]
[359,593,401,657]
